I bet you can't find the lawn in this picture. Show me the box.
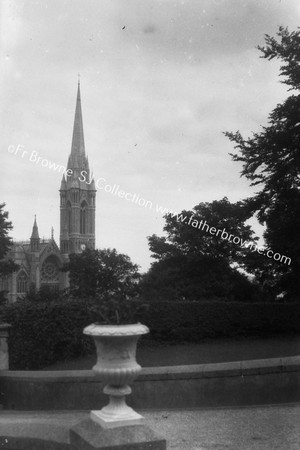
[43,334,300,370]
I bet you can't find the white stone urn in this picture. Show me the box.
[83,322,149,428]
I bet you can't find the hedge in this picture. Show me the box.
[2,299,300,370]
[143,301,300,341]
[1,299,96,370]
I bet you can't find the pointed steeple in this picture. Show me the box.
[31,215,39,240]
[60,81,96,256]
[30,215,40,252]
[60,174,67,190]
[70,80,85,159]
[66,80,92,188]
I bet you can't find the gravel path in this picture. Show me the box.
[1,404,299,449]
[142,404,300,449]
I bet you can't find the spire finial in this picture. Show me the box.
[51,227,54,240]
[78,73,80,86]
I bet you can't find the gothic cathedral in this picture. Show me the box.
[1,83,96,302]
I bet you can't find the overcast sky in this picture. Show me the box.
[1,0,300,271]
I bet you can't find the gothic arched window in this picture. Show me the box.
[80,202,87,234]
[17,271,28,294]
[61,194,66,206]
[0,276,8,292]
[67,201,72,233]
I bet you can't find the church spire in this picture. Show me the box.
[31,215,39,240]
[60,81,96,256]
[30,215,40,252]
[70,79,85,158]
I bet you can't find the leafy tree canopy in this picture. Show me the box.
[143,198,260,301]
[64,247,141,299]
[225,27,300,299]
[148,197,257,267]
[0,203,19,278]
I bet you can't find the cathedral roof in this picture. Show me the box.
[8,241,43,259]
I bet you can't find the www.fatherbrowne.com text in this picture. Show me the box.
[8,144,291,266]
[166,211,291,266]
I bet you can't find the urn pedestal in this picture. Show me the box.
[84,323,149,429]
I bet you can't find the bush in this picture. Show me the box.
[2,298,96,369]
[142,301,300,341]
[2,298,300,369]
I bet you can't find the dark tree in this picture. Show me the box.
[225,27,300,299]
[24,284,62,303]
[0,203,19,303]
[0,203,19,276]
[142,198,260,301]
[65,247,141,299]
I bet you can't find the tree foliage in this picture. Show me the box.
[62,248,145,324]
[142,198,260,301]
[148,197,257,265]
[0,203,18,282]
[225,27,300,299]
[257,26,300,91]
[65,247,141,299]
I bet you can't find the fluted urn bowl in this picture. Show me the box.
[83,322,149,428]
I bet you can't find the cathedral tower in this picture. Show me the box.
[59,82,96,255]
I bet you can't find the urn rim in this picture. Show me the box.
[83,322,149,337]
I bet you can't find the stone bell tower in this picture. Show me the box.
[59,81,96,256]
